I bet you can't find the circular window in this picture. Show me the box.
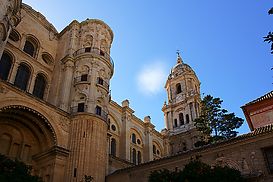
[137,139,141,145]
[111,124,116,131]
[42,52,53,65]
[9,29,20,42]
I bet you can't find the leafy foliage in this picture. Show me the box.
[84,175,94,182]
[264,8,273,54]
[0,154,42,182]
[148,159,245,182]
[194,95,243,142]
[264,32,273,54]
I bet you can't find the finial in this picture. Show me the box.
[176,50,183,64]
[176,50,180,57]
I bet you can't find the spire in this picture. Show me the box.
[176,50,183,64]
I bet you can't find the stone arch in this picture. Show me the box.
[23,34,40,58]
[41,52,54,65]
[130,127,144,146]
[100,39,110,54]
[152,139,163,157]
[14,62,33,91]
[213,156,241,172]
[9,28,21,42]
[108,114,120,136]
[83,34,93,47]
[0,105,57,146]
[0,50,15,81]
[17,60,34,75]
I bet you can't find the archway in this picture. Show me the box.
[0,105,58,180]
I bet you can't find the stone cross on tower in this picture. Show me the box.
[176,50,183,64]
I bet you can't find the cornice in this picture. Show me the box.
[21,3,58,35]
[58,19,114,44]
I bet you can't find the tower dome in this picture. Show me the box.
[170,54,196,80]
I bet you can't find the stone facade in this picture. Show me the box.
[0,2,273,182]
[0,2,168,182]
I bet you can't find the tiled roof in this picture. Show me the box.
[243,90,273,106]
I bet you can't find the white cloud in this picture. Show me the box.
[137,62,167,95]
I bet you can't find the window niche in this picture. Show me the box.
[264,147,273,173]
[81,74,88,81]
[110,138,117,156]
[176,83,182,94]
[77,103,85,112]
[174,119,178,128]
[131,133,136,144]
[14,63,31,91]
[23,39,37,58]
[33,73,47,99]
[0,52,13,81]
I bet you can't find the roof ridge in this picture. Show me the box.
[243,90,273,106]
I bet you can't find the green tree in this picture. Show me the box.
[264,7,273,54]
[148,159,245,182]
[194,95,243,143]
[0,154,42,182]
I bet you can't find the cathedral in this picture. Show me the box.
[0,1,273,182]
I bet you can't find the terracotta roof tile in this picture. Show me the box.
[244,90,273,106]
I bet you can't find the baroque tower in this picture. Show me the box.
[162,53,201,154]
[54,19,114,182]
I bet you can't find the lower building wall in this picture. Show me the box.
[65,114,108,182]
[106,132,273,182]
[108,155,133,175]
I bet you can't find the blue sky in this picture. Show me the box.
[23,0,272,134]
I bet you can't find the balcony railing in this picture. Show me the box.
[71,105,88,113]
[97,77,109,89]
[70,105,108,121]
[73,47,114,68]
[74,75,91,85]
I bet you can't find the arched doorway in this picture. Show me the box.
[0,105,65,181]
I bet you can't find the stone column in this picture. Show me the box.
[164,112,169,130]
[67,22,79,55]
[59,60,74,112]
[9,62,19,83]
[0,0,21,57]
[28,72,37,93]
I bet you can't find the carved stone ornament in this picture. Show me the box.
[0,86,8,94]
[58,116,70,133]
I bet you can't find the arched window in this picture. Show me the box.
[14,63,31,91]
[137,151,141,164]
[23,40,36,57]
[132,148,136,164]
[179,113,184,126]
[174,119,178,128]
[176,83,182,94]
[0,52,13,80]
[33,73,47,99]
[153,145,156,154]
[186,114,190,124]
[9,29,20,42]
[110,138,116,156]
[132,133,136,144]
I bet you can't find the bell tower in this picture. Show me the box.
[162,52,201,153]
